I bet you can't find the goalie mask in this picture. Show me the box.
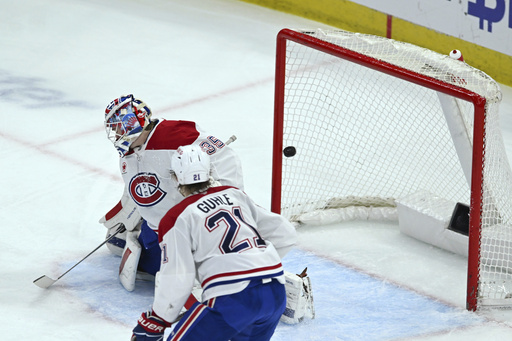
[171,145,211,185]
[104,94,152,157]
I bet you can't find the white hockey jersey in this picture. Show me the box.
[152,186,297,323]
[119,119,244,231]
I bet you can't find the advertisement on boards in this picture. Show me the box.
[353,0,512,56]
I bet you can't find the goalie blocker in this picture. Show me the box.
[99,190,142,256]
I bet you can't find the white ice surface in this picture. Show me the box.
[2,0,512,340]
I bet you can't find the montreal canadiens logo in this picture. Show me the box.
[129,173,166,206]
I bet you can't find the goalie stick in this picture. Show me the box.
[34,136,237,290]
[33,225,127,289]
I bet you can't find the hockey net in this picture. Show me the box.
[271,28,512,311]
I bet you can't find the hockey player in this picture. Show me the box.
[100,94,244,291]
[131,145,297,341]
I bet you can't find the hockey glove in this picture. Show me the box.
[132,310,171,341]
[100,191,142,256]
[99,190,142,232]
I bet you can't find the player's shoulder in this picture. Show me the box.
[170,186,239,217]
[146,119,201,151]
[158,186,240,240]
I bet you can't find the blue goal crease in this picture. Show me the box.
[277,248,485,341]
[59,248,484,340]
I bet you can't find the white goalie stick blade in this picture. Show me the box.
[33,275,57,289]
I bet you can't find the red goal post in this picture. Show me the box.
[271,28,510,311]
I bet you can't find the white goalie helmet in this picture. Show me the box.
[171,145,211,185]
[104,94,152,157]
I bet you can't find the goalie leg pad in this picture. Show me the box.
[280,268,315,324]
[106,218,144,257]
[119,231,142,292]
[106,227,127,257]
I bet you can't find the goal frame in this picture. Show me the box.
[270,28,486,311]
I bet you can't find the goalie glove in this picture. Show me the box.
[99,190,142,256]
[131,310,171,341]
[280,268,315,324]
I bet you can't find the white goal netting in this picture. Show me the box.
[273,28,512,309]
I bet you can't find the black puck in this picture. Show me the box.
[283,146,296,157]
